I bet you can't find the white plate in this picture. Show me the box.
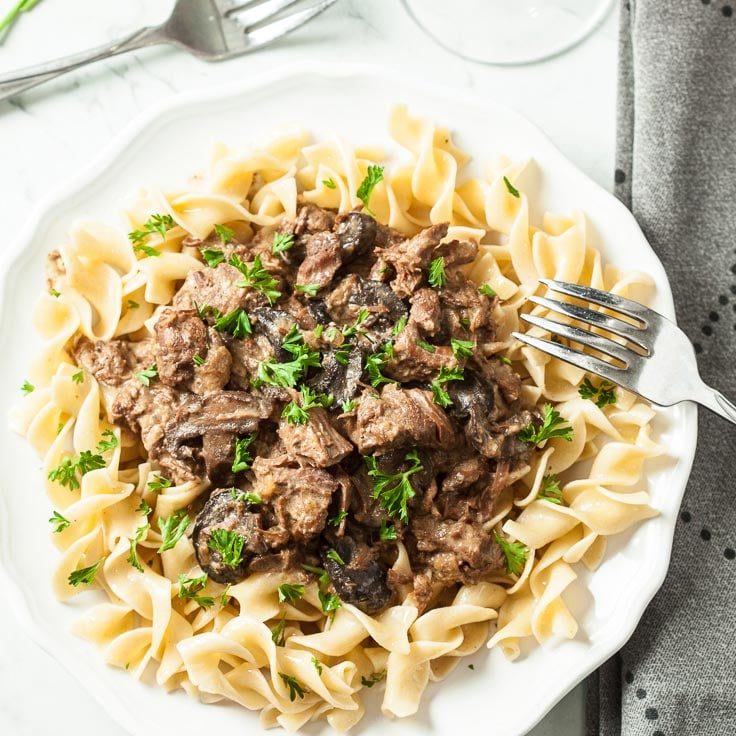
[0,63,697,736]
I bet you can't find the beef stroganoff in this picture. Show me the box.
[10,106,662,731]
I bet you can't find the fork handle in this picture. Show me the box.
[0,25,166,104]
[698,384,736,426]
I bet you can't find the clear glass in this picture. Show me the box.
[401,0,616,66]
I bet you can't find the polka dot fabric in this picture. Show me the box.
[588,1,736,735]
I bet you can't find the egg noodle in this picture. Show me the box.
[10,106,662,731]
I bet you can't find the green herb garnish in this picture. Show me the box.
[296,283,320,297]
[278,673,308,701]
[538,474,564,505]
[232,433,257,473]
[379,520,397,541]
[428,256,447,288]
[356,164,384,215]
[207,528,246,568]
[213,224,234,245]
[136,363,158,387]
[415,339,436,353]
[214,306,252,338]
[127,523,150,572]
[318,590,342,614]
[68,558,104,587]
[147,474,172,493]
[578,377,617,408]
[49,510,70,533]
[277,583,305,603]
[361,671,386,688]
[365,449,422,522]
[519,404,574,446]
[322,178,337,189]
[271,232,295,256]
[228,253,281,305]
[178,573,214,608]
[326,548,345,565]
[201,247,225,267]
[450,338,474,359]
[494,530,528,575]
[229,488,261,505]
[328,510,348,527]
[71,369,84,384]
[157,509,190,552]
[503,176,520,198]
[478,284,497,297]
[128,214,175,253]
[430,365,464,408]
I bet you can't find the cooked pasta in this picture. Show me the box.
[9,105,661,730]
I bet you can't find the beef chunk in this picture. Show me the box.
[293,203,336,237]
[73,336,131,387]
[174,262,268,315]
[322,536,393,614]
[190,329,232,395]
[251,456,336,543]
[192,488,268,583]
[387,322,455,382]
[296,231,342,289]
[347,384,454,454]
[409,515,505,585]
[278,408,352,467]
[154,308,208,387]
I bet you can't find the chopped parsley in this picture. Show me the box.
[157,509,190,552]
[578,377,617,408]
[232,433,257,473]
[318,590,342,614]
[219,584,232,607]
[229,488,262,505]
[519,404,574,446]
[430,365,464,408]
[178,573,214,608]
[341,309,369,338]
[538,474,564,505]
[428,256,447,288]
[213,223,234,245]
[313,324,324,339]
[478,284,497,297]
[96,429,119,452]
[415,339,436,353]
[450,338,474,359]
[322,178,337,189]
[494,530,528,576]
[271,616,286,646]
[392,315,408,335]
[254,328,321,388]
[193,354,206,366]
[311,656,323,674]
[361,671,386,688]
[328,510,348,527]
[278,673,309,701]
[21,380,34,395]
[365,342,396,387]
[147,474,172,493]
[136,363,158,386]
[365,449,422,522]
[48,434,114,489]
[334,345,351,366]
[49,510,71,533]
[379,520,397,541]
[356,164,384,215]
[71,369,84,384]
[503,176,520,198]
[207,528,246,568]
[326,548,345,565]
[201,247,225,268]
[498,356,512,366]
[295,283,320,297]
[271,232,295,256]
[228,253,281,304]
[128,214,175,253]
[127,523,150,572]
[127,299,140,309]
[68,558,104,587]
[136,499,151,516]
[282,386,331,425]
[50,287,61,298]
[302,563,330,587]
[277,583,305,604]
[340,399,357,413]
[213,306,252,338]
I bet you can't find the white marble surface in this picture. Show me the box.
[0,1,618,734]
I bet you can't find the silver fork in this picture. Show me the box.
[0,0,338,104]
[512,278,736,425]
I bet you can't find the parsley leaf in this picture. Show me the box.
[213,306,252,338]
[127,299,140,309]
[296,283,320,297]
[318,590,342,614]
[494,530,528,575]
[578,377,617,408]
[392,315,408,335]
[311,656,323,674]
[178,573,214,608]
[71,369,84,384]
[157,509,190,552]
[271,232,295,256]
[322,178,337,189]
[21,380,34,395]
[365,342,396,387]
[519,404,574,446]
[450,338,474,359]
[128,214,175,252]
[272,616,287,646]
[127,523,150,572]
[357,164,384,215]
[68,558,104,587]
[96,429,118,453]
[48,447,106,490]
[340,399,357,413]
[503,176,520,198]
[341,309,369,338]
[50,287,61,298]
[277,583,305,603]
[328,510,348,527]
[365,449,423,522]
[278,673,309,701]
[326,548,345,565]
[361,671,386,688]
[428,256,447,288]
[478,283,497,297]
[254,329,321,388]
[229,253,281,305]
[207,528,246,568]
[136,499,151,516]
[136,363,158,386]
[232,433,257,474]
[281,386,331,425]
[220,584,231,607]
[202,247,226,268]
[415,339,436,353]
[147,474,172,493]
[538,474,564,505]
[229,488,262,505]
[379,520,397,540]
[49,510,70,533]
[430,365,464,408]
[302,563,330,587]
[213,224,234,245]
[193,354,206,366]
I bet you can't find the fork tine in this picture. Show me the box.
[520,313,641,366]
[529,295,650,352]
[239,0,337,47]
[540,278,652,324]
[512,331,629,385]
[228,0,301,28]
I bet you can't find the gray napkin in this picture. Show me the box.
[586,1,736,734]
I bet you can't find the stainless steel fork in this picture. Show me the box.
[512,278,736,425]
[0,0,338,104]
